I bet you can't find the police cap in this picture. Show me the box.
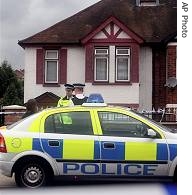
[64,83,74,90]
[73,83,86,88]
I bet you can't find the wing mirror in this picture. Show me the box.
[147,129,157,138]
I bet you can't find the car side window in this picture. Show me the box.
[98,111,161,138]
[45,111,93,135]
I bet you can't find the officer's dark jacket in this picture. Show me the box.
[72,96,88,105]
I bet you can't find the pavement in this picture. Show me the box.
[0,174,15,187]
[0,173,177,195]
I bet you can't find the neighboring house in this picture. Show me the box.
[34,92,60,109]
[18,0,177,111]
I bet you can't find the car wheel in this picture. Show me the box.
[15,162,48,188]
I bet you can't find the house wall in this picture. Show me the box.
[152,46,166,109]
[24,46,153,108]
[85,83,139,106]
[139,47,152,111]
[66,47,85,84]
[24,47,85,102]
[24,47,61,102]
[166,43,177,105]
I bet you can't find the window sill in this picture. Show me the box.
[43,83,61,87]
[92,81,132,85]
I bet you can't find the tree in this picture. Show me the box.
[0,60,24,106]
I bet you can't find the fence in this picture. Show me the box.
[0,104,177,129]
[141,104,177,129]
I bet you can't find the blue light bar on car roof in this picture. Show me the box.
[87,93,104,103]
[82,93,107,107]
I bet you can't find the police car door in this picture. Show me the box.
[96,110,169,178]
[40,110,101,176]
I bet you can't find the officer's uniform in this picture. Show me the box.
[72,83,88,105]
[57,84,74,107]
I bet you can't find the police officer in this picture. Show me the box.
[57,84,74,107]
[72,83,88,105]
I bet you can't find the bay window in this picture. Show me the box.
[94,47,131,83]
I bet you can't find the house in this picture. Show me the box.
[18,0,177,111]
[34,92,60,109]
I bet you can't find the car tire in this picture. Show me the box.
[15,161,50,188]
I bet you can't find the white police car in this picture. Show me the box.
[0,94,177,188]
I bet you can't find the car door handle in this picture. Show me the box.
[103,142,115,149]
[48,140,60,147]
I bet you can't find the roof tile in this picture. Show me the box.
[18,0,177,47]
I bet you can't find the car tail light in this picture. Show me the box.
[0,133,7,153]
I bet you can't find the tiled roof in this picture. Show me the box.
[18,0,177,47]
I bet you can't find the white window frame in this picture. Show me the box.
[45,50,58,83]
[45,50,58,59]
[115,48,130,82]
[94,48,109,82]
[95,49,108,55]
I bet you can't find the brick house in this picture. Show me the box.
[18,0,177,111]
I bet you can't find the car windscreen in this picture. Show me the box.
[129,110,177,133]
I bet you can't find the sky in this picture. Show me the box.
[0,0,100,70]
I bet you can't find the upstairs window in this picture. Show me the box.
[45,50,58,83]
[116,48,130,81]
[94,48,109,81]
[137,0,159,6]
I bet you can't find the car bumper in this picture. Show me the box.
[0,153,15,177]
[0,160,13,177]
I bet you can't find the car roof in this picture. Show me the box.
[41,105,132,113]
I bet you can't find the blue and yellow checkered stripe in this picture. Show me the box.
[32,139,176,161]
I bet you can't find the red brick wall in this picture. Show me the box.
[4,109,26,125]
[152,44,177,122]
[152,46,167,110]
[166,45,176,78]
[166,45,177,104]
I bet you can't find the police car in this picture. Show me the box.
[0,94,177,188]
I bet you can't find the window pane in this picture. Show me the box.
[46,51,58,59]
[45,112,93,135]
[117,49,130,55]
[98,111,154,138]
[46,61,57,82]
[95,49,108,55]
[45,115,55,133]
[117,57,129,80]
[96,58,107,80]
